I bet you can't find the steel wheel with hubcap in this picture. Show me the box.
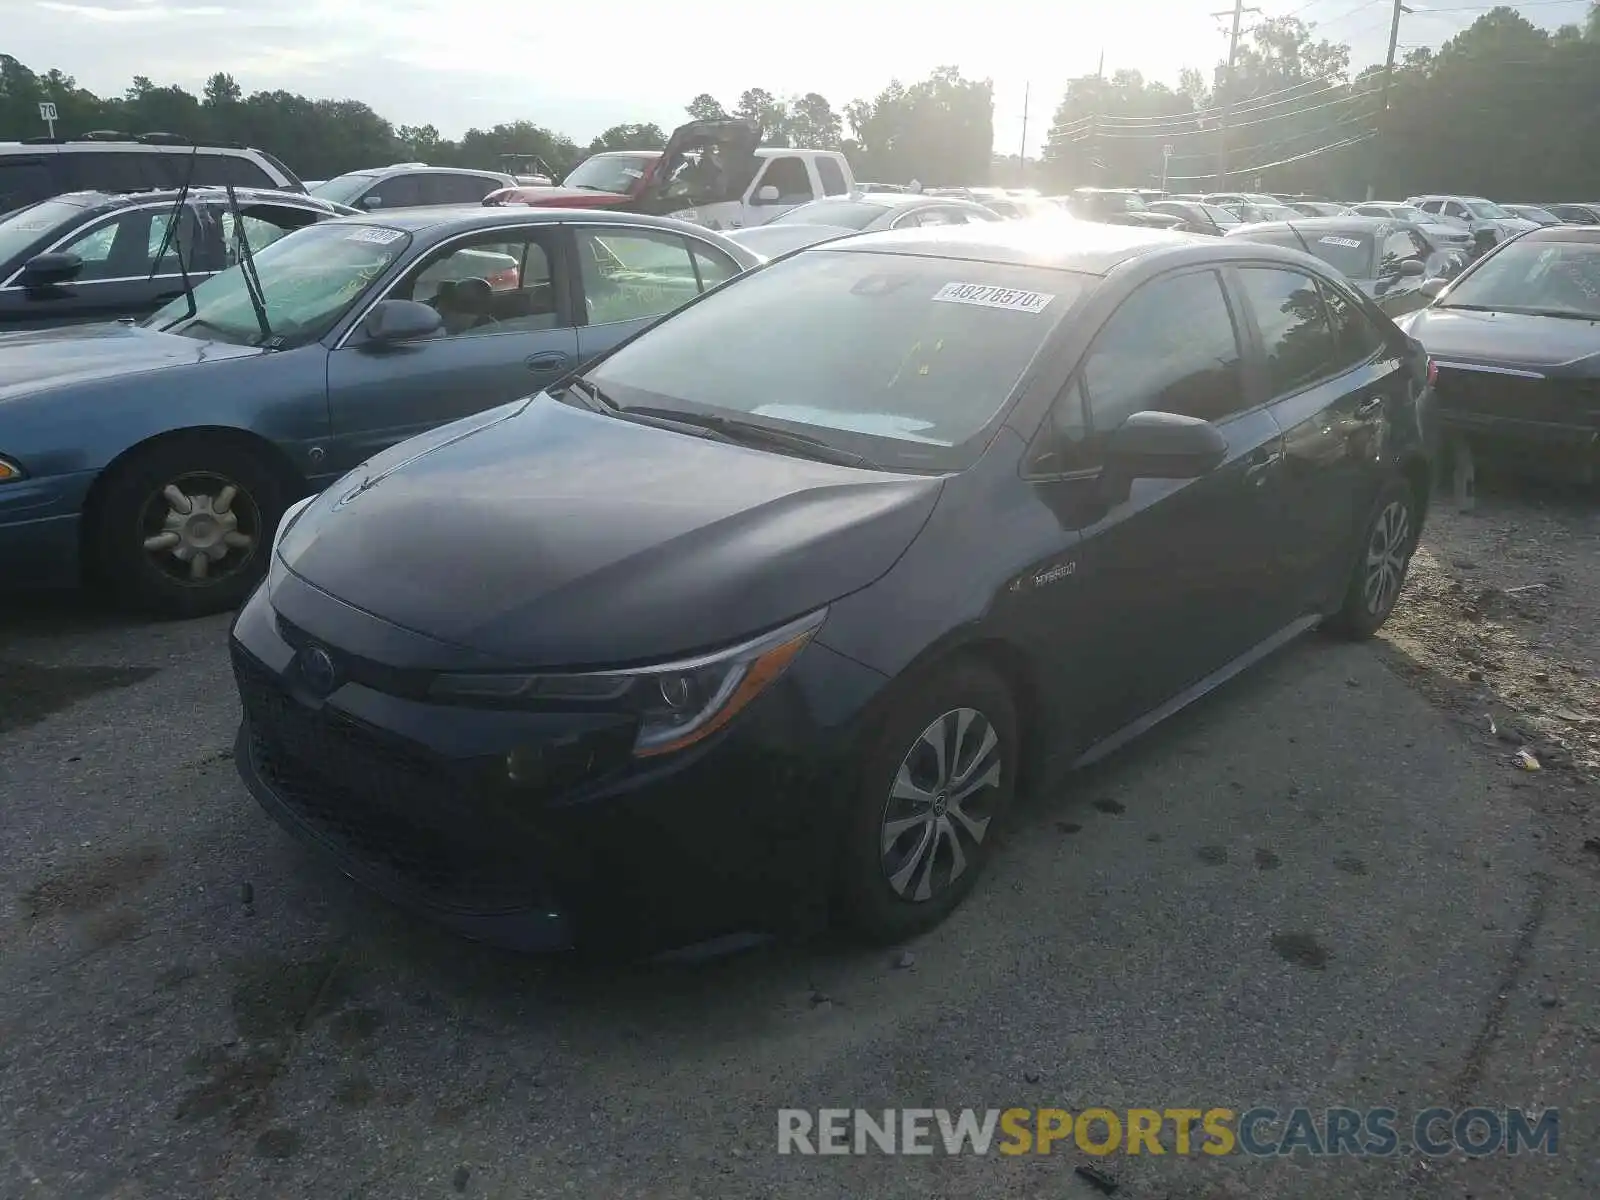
[838,660,1017,942]
[1328,476,1420,639]
[93,437,289,619]
[139,473,260,586]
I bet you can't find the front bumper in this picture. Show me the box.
[229,572,889,954]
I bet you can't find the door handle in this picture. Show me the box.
[1244,451,1283,485]
[1355,396,1384,419]
[525,352,571,372]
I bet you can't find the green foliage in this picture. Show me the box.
[1041,7,1600,199]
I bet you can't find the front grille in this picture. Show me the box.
[234,650,557,914]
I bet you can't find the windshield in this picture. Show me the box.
[1242,229,1374,279]
[584,250,1089,470]
[1510,206,1560,225]
[311,175,380,206]
[144,222,411,346]
[1201,204,1241,225]
[562,153,657,194]
[769,199,889,230]
[1465,199,1513,220]
[1440,240,1600,319]
[0,198,89,268]
[1388,205,1428,222]
[1255,204,1303,221]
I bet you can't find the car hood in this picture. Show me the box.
[279,396,944,666]
[0,322,263,403]
[1404,307,1600,372]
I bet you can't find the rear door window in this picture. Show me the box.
[423,173,501,205]
[1237,266,1346,397]
[578,227,708,324]
[62,152,165,194]
[192,153,276,189]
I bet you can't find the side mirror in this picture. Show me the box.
[19,251,83,288]
[362,194,384,209]
[755,185,780,204]
[1420,276,1449,300]
[359,298,444,346]
[1098,411,1228,503]
[1396,258,1426,278]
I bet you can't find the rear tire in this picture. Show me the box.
[91,436,289,620]
[1326,477,1419,640]
[835,660,1018,944]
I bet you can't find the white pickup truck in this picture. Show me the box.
[482,120,858,231]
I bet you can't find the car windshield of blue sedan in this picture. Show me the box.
[1439,242,1600,319]
[0,198,85,268]
[144,222,411,345]
[584,249,1087,467]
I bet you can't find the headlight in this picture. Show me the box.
[429,608,827,758]
[0,455,24,482]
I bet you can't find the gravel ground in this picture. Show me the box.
[1,485,1597,1200]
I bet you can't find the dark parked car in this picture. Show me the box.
[0,208,759,616]
[1397,224,1600,482]
[0,188,354,330]
[1062,188,1184,229]
[1544,203,1600,226]
[230,221,1435,955]
[1226,216,1456,316]
[1503,204,1567,228]
[1145,199,1243,237]
[727,193,1000,258]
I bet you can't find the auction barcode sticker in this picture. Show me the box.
[346,227,405,245]
[1319,236,1363,248]
[932,282,1055,313]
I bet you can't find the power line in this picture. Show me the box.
[1094,90,1370,137]
[1166,130,1376,182]
[1166,108,1375,160]
[1095,74,1347,125]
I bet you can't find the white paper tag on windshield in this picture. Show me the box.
[1318,236,1363,248]
[346,226,404,244]
[932,282,1055,313]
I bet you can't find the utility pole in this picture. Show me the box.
[1019,82,1030,185]
[1091,49,1105,185]
[1212,1,1260,191]
[1366,0,1411,200]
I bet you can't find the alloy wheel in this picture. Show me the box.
[139,472,260,586]
[1363,498,1412,618]
[878,707,1003,903]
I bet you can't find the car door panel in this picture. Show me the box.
[1242,268,1402,613]
[323,224,577,472]
[1016,267,1290,745]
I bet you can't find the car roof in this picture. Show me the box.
[314,205,752,238]
[804,193,978,210]
[329,165,513,181]
[1519,225,1600,244]
[27,186,331,214]
[814,219,1236,275]
[1228,215,1390,235]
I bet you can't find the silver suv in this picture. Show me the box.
[1405,194,1538,244]
[310,165,518,211]
[0,134,303,214]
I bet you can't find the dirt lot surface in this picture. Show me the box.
[1,480,1597,1200]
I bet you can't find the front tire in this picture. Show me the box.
[91,436,289,619]
[836,660,1018,944]
[1326,477,1420,640]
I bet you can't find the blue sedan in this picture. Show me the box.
[0,206,760,616]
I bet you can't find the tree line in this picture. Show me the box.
[2,3,1598,197]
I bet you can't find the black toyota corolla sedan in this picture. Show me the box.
[1397,224,1600,482]
[231,221,1436,955]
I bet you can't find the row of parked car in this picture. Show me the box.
[4,120,1597,955]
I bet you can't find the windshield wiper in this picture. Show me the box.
[1511,308,1600,322]
[620,406,875,468]
[224,182,274,347]
[1435,302,1499,312]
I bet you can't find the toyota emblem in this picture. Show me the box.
[299,645,338,695]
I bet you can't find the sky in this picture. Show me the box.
[7,0,1595,157]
